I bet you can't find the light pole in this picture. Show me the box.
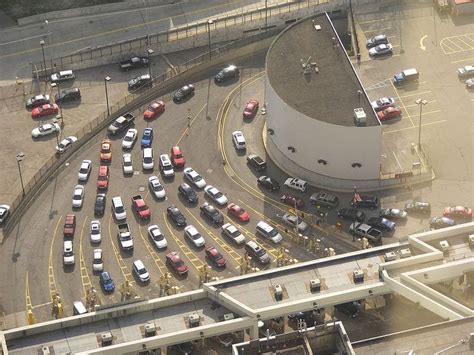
[16,152,26,197]
[265,0,268,31]
[39,39,47,88]
[104,76,111,116]
[146,48,154,80]
[207,19,213,60]
[51,82,63,119]
[415,98,428,150]
[45,20,51,43]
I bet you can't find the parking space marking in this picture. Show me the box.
[79,216,93,300]
[383,119,447,134]
[392,151,403,171]
[137,226,167,276]
[48,216,62,302]
[441,33,474,54]
[107,215,132,283]
[398,90,432,99]
[365,79,393,91]
[363,27,391,34]
[451,57,474,64]
[185,208,242,265]
[161,212,206,272]
[403,100,436,108]
[391,81,415,127]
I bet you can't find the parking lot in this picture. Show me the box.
[1,0,473,328]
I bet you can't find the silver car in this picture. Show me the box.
[281,213,308,233]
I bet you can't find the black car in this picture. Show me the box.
[55,88,81,103]
[200,202,224,225]
[173,84,195,102]
[167,205,187,227]
[214,65,239,83]
[26,94,50,109]
[94,193,106,216]
[404,201,431,214]
[337,208,365,222]
[178,183,198,204]
[430,216,455,230]
[367,217,395,232]
[350,195,379,209]
[247,154,267,171]
[257,176,280,192]
[128,74,152,90]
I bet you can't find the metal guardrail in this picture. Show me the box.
[3,27,282,237]
[31,0,327,77]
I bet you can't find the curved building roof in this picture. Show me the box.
[266,13,378,127]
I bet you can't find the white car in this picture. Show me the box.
[122,153,133,174]
[184,225,205,248]
[222,223,245,244]
[466,78,474,88]
[0,204,10,224]
[56,136,77,154]
[92,249,103,272]
[31,122,60,138]
[283,177,307,192]
[183,167,206,188]
[457,65,474,78]
[148,225,168,249]
[368,43,393,57]
[122,128,138,149]
[148,175,166,199]
[204,185,228,206]
[142,147,154,170]
[72,185,85,208]
[232,131,246,150]
[90,220,101,243]
[78,160,92,181]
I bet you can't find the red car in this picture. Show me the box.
[243,100,259,119]
[205,246,226,267]
[227,203,250,222]
[96,165,109,189]
[377,106,402,121]
[166,252,189,275]
[443,206,472,220]
[100,139,112,162]
[143,100,165,119]
[131,195,151,219]
[170,146,185,168]
[63,213,76,237]
[280,194,304,209]
[31,103,59,118]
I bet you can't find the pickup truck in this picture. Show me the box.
[107,113,135,136]
[119,56,149,71]
[131,195,151,219]
[349,222,382,245]
[117,223,134,251]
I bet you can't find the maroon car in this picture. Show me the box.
[205,246,226,267]
[166,252,189,275]
[243,100,259,119]
[280,194,304,209]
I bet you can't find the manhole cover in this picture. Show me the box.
[138,186,146,192]
[133,171,139,176]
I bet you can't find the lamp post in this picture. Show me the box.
[415,98,428,150]
[265,0,268,31]
[51,82,63,118]
[16,152,26,197]
[146,48,154,80]
[104,76,111,116]
[39,39,47,87]
[207,19,213,60]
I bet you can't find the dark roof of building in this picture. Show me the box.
[266,13,378,127]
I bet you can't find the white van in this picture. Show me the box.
[256,221,282,244]
[51,70,75,83]
[112,196,127,220]
[143,147,154,170]
[132,260,150,283]
[63,240,75,265]
[159,154,175,178]
[284,177,308,192]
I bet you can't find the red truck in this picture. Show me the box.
[132,195,151,219]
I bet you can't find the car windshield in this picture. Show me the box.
[116,206,124,213]
[65,223,73,228]
[193,175,202,182]
[120,235,131,241]
[64,251,73,257]
[190,232,201,240]
[73,194,81,200]
[153,184,163,191]
[214,191,223,198]
[256,249,266,257]
[138,268,147,274]
[144,157,152,163]
[231,230,241,237]
[91,229,99,234]
[153,233,164,241]
[269,229,278,237]
[174,259,184,267]
[93,258,102,264]
[98,175,107,181]
[124,135,133,141]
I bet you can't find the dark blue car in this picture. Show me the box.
[100,272,115,292]
[141,128,153,148]
[367,217,395,232]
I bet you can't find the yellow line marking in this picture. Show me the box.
[48,215,62,302]
[162,212,206,272]
[450,57,474,64]
[25,272,33,321]
[185,208,242,265]
[383,119,447,134]
[79,216,93,301]
[31,302,53,308]
[0,1,250,59]
[137,225,167,276]
[107,214,132,282]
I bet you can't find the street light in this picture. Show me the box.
[207,19,213,60]
[146,48,154,80]
[16,152,26,197]
[265,0,268,31]
[104,76,111,116]
[50,82,63,119]
[39,39,47,87]
[415,98,428,150]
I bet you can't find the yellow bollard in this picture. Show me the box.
[27,310,35,325]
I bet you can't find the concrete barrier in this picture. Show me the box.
[18,0,177,25]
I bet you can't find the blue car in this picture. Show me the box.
[367,217,395,232]
[100,272,115,292]
[141,128,153,148]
